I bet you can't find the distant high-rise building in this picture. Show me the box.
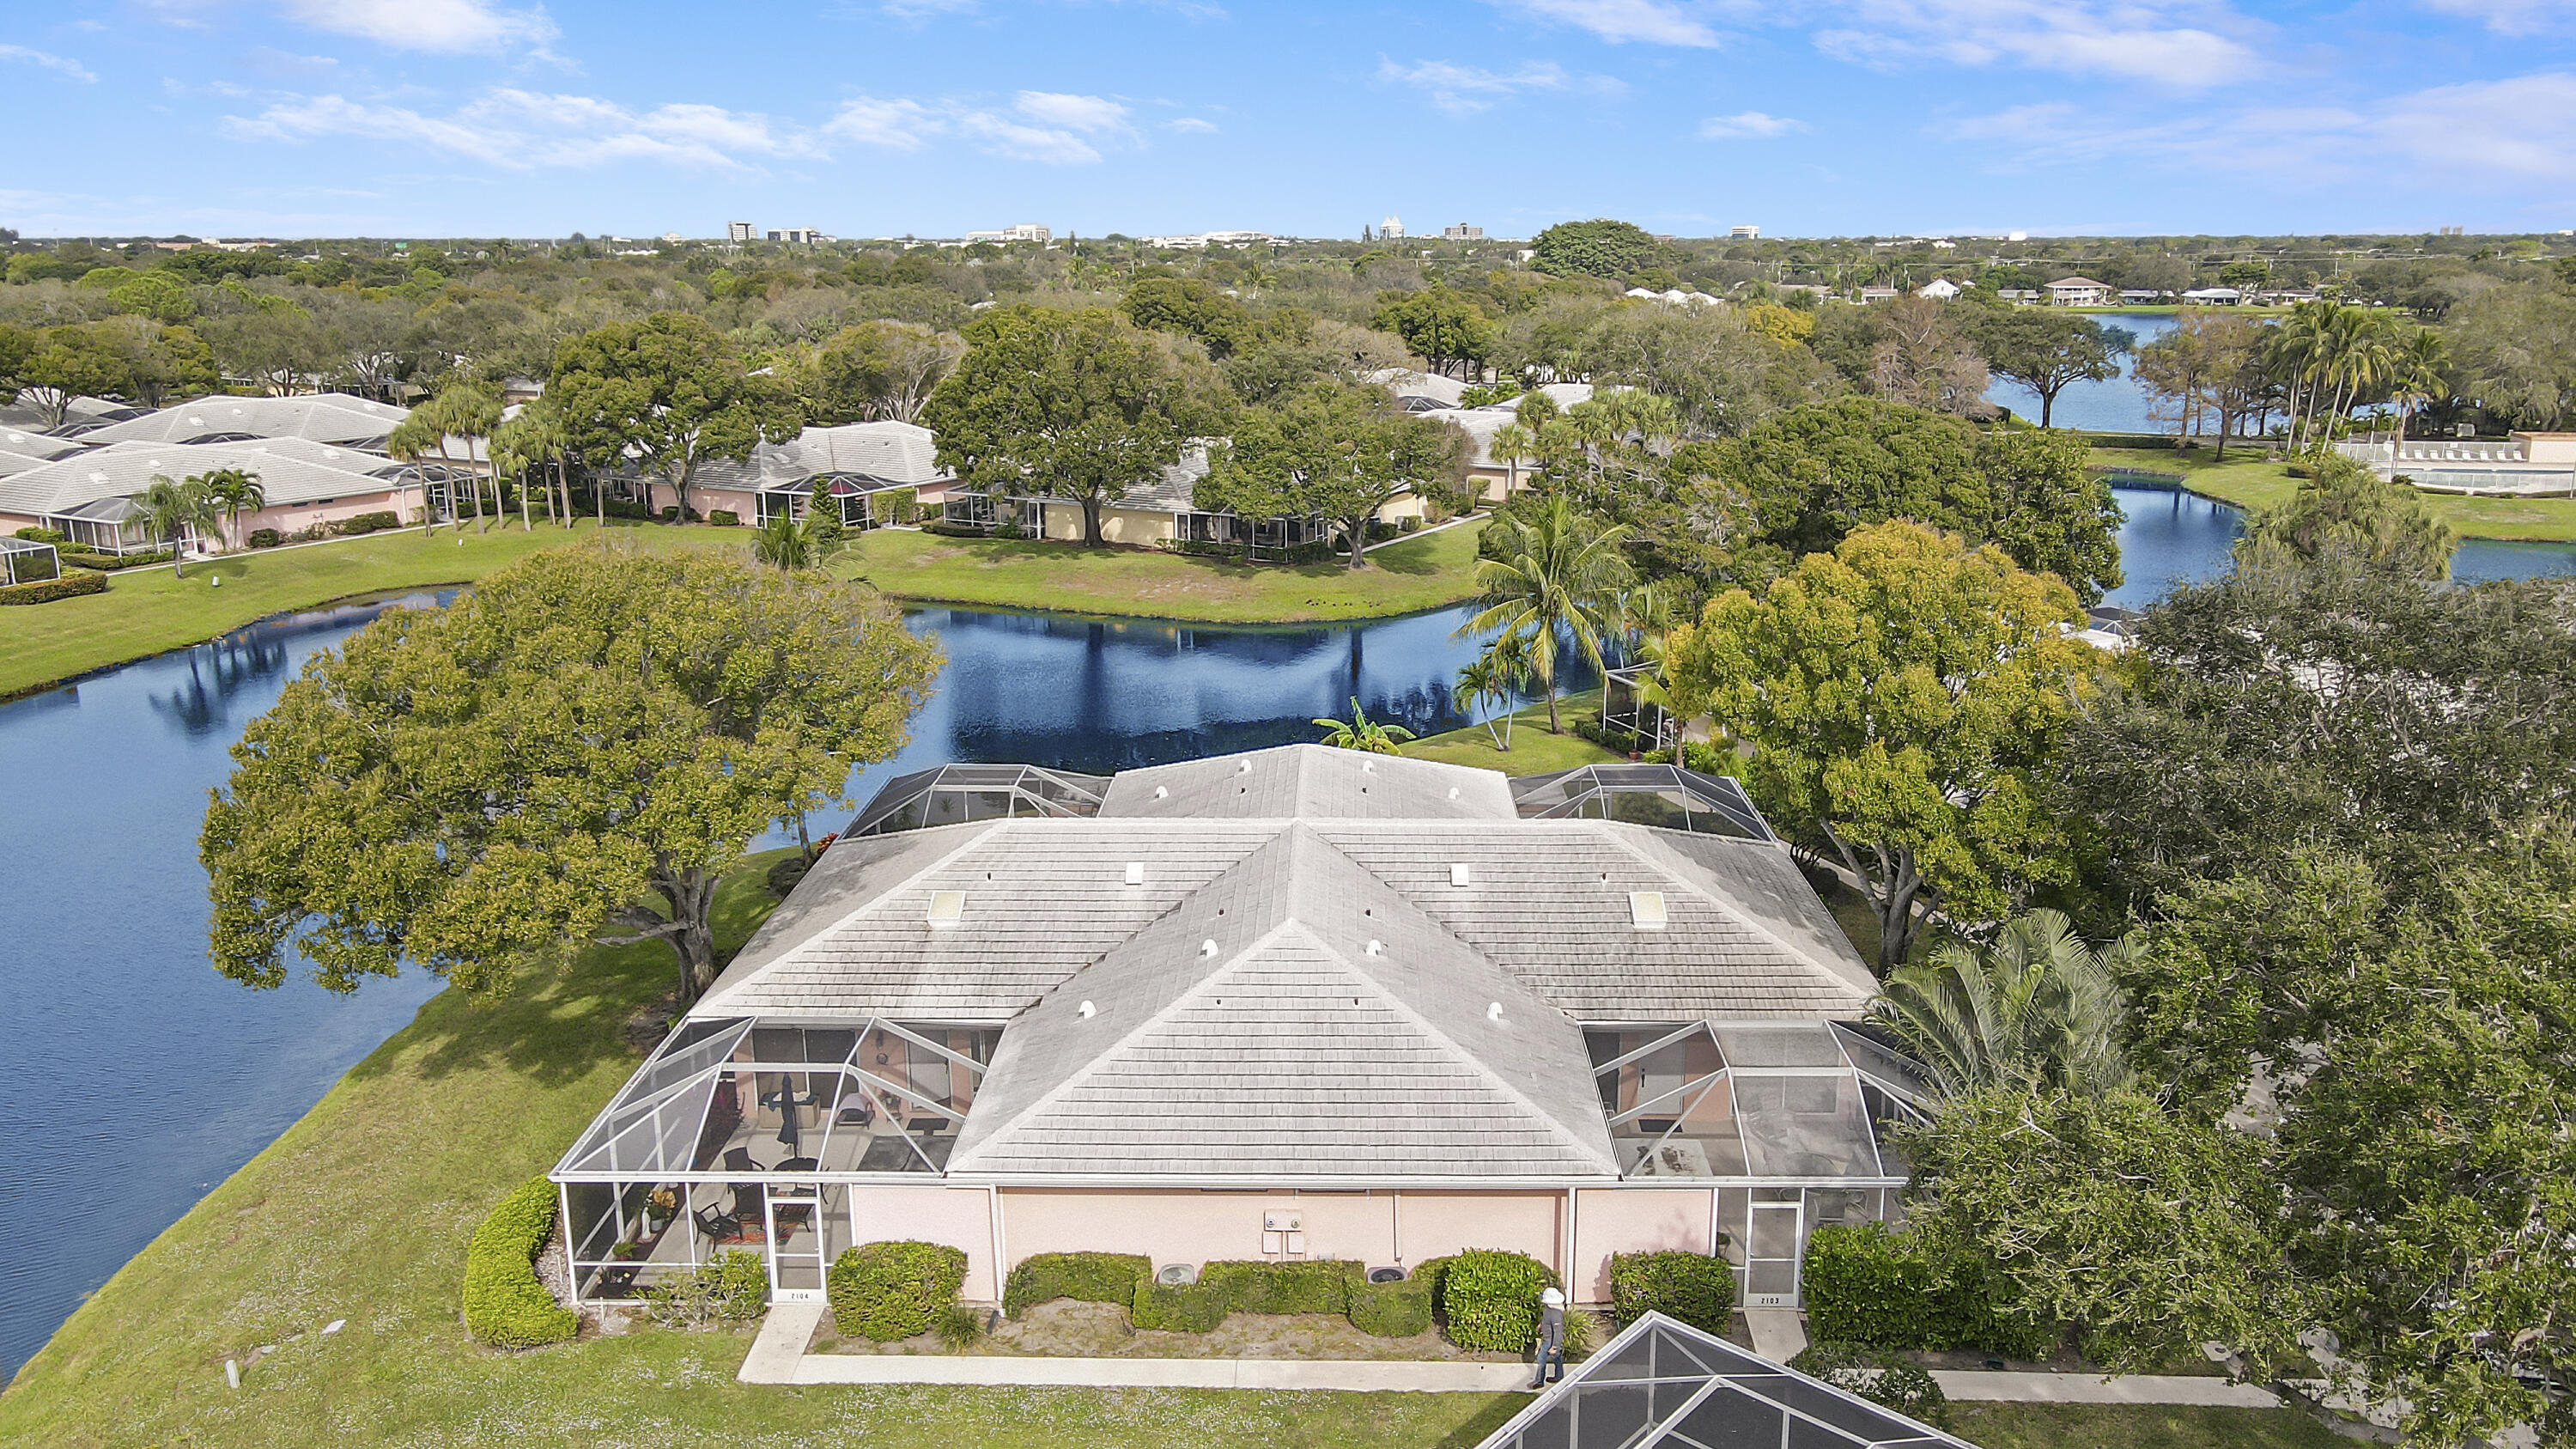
[726,221,754,242]
[767,227,823,245]
[1380,215,1405,240]
[1442,223,1483,240]
[1729,224,1760,240]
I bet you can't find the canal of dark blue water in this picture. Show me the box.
[1,490,2570,1376]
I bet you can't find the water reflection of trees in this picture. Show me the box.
[152,633,294,736]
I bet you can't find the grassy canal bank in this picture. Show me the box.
[2090,443,2576,543]
[0,844,2337,1449]
[0,521,1490,703]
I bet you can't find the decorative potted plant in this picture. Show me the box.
[642,1187,678,1235]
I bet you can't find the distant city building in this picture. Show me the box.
[1729,224,1760,240]
[963,224,1052,244]
[2044,276,2113,307]
[1442,223,1484,240]
[1137,230,1284,250]
[726,222,755,242]
[1917,278,1962,301]
[659,232,683,245]
[1379,215,1406,240]
[2006,230,2029,241]
[767,228,826,245]
[1856,286,1901,304]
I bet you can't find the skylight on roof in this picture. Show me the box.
[1630,891,1668,930]
[927,890,966,928]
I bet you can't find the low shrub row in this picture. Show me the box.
[0,570,106,606]
[1790,1342,1951,1428]
[1571,718,1647,756]
[920,521,989,539]
[708,509,740,527]
[1803,1223,2055,1359]
[1440,1248,1557,1351]
[246,527,283,549]
[333,510,404,536]
[644,1250,768,1328]
[1607,1250,1735,1334]
[61,549,170,571]
[828,1240,969,1342]
[12,527,66,544]
[461,1177,580,1349]
[1002,1251,1149,1317]
[872,487,920,526]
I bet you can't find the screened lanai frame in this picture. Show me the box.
[845,763,1109,837]
[554,1014,998,1302]
[1511,764,1777,842]
[1475,1311,1976,1449]
[0,536,59,585]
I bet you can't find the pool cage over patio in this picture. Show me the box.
[0,536,60,585]
[1476,1312,1973,1449]
[1588,1021,1932,1306]
[844,763,1109,837]
[553,1016,997,1303]
[1512,764,1776,842]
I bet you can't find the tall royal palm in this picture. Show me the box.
[124,472,223,578]
[1869,909,2140,1098]
[1463,493,1635,734]
[200,467,265,551]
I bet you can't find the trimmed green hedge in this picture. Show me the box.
[1349,1257,1451,1338]
[0,570,106,606]
[62,549,169,571]
[1440,1249,1556,1352]
[1607,1251,1735,1334]
[1803,1224,2053,1358]
[1199,1259,1360,1316]
[1792,1342,1951,1428]
[333,510,404,536]
[1002,1251,1150,1318]
[708,509,740,527]
[461,1177,579,1349]
[828,1240,969,1342]
[1131,1276,1231,1332]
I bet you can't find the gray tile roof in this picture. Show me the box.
[947,825,1621,1178]
[75,393,406,450]
[1098,743,1517,821]
[0,438,407,520]
[691,420,955,494]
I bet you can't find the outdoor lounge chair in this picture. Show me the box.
[721,1146,763,1173]
[693,1205,744,1244]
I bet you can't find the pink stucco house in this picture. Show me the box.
[554,746,1929,1312]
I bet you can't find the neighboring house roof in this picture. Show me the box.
[2046,276,2111,291]
[76,393,406,451]
[1369,368,1467,409]
[1100,743,1517,819]
[0,437,406,521]
[0,430,88,479]
[951,441,1217,514]
[692,419,955,494]
[945,825,1622,1178]
[0,396,147,435]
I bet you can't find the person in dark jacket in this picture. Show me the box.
[1531,1285,1567,1388]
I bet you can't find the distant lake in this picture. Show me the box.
[1986,310,2183,434]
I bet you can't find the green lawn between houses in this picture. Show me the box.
[1399,689,1625,775]
[0,848,2335,1449]
[2089,443,2576,543]
[831,521,1487,624]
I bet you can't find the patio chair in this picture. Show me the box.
[721,1146,764,1173]
[693,1205,743,1244]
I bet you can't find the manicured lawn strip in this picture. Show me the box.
[1948,1402,2351,1449]
[833,521,1487,624]
[2089,445,2576,543]
[1401,690,1623,775]
[0,522,745,703]
[0,847,1512,1449]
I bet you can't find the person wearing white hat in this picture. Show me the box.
[1531,1285,1568,1388]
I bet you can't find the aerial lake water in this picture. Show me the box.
[2,490,2571,1375]
[1985,310,2181,434]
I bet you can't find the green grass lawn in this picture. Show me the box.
[1400,689,1624,775]
[1948,1402,2350,1449]
[0,522,745,703]
[2090,444,2576,543]
[834,521,1486,624]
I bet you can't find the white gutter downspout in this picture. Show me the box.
[987,1184,1006,1306]
[559,1182,580,1308]
[1562,1187,1578,1298]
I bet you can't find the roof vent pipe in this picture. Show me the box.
[1365,940,1383,956]
[1154,785,1169,800]
[1201,939,1219,958]
[1486,1002,1504,1022]
[1078,1000,1096,1019]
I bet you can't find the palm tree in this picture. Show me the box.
[751,509,815,570]
[1869,909,2140,1099]
[123,472,223,578]
[1312,697,1416,754]
[1452,651,1516,752]
[402,381,505,530]
[491,399,574,532]
[199,467,265,551]
[2384,328,2447,457]
[1462,492,1636,734]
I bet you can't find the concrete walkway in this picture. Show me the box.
[738,1302,825,1384]
[1742,1309,1808,1363]
[787,1353,1536,1392]
[1931,1370,2281,1409]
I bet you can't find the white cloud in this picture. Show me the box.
[958,113,1102,164]
[2415,0,2573,33]
[1944,71,2576,186]
[1378,58,1621,113]
[1166,116,1219,133]
[224,89,812,171]
[1013,90,1129,132]
[1813,0,2262,88]
[1493,0,1721,46]
[825,96,943,149]
[271,0,558,54]
[1698,109,1804,138]
[0,44,98,82]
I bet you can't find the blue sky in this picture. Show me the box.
[6,0,2574,239]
